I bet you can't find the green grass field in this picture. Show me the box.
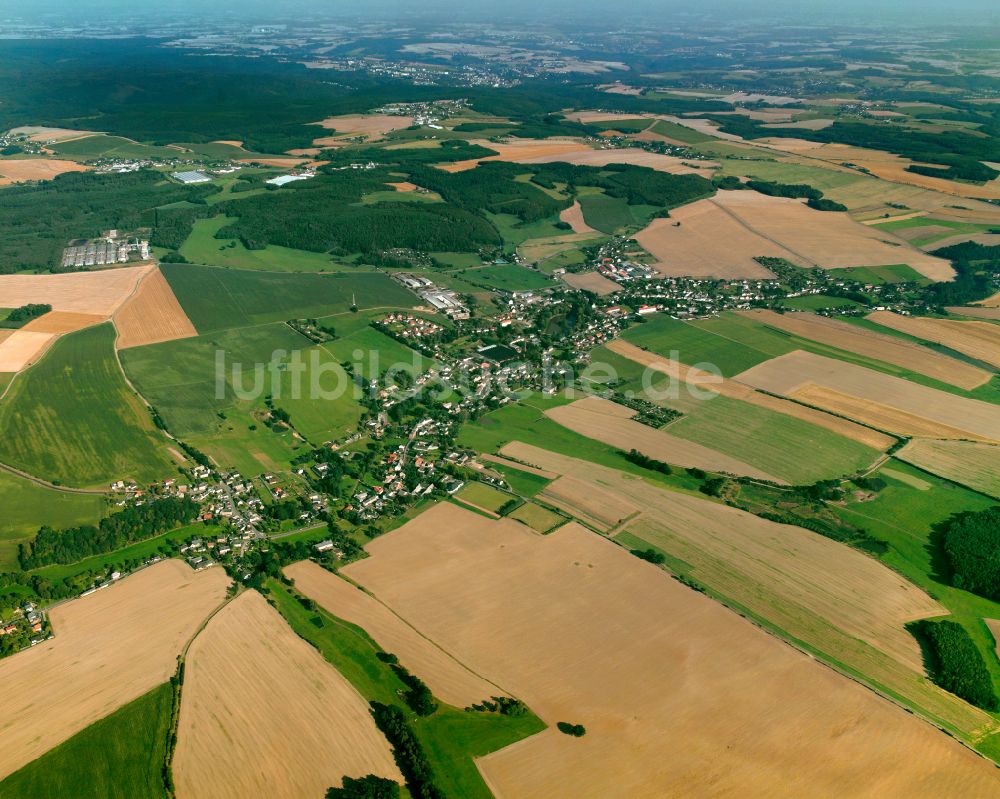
[322,326,429,381]
[180,216,343,272]
[456,264,554,292]
[456,481,514,513]
[651,119,715,144]
[161,263,418,333]
[0,324,175,487]
[577,191,637,233]
[268,579,545,799]
[666,394,881,484]
[487,462,552,497]
[826,264,929,284]
[507,501,565,532]
[0,683,172,799]
[0,471,106,570]
[780,293,866,311]
[870,216,990,247]
[486,212,572,248]
[48,134,185,161]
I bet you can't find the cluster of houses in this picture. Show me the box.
[378,312,444,341]
[0,602,48,648]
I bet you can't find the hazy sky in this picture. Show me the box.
[12,0,1000,26]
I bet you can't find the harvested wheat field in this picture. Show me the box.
[313,113,416,139]
[0,264,153,315]
[114,266,197,349]
[538,474,639,532]
[0,330,56,372]
[21,311,106,334]
[947,305,1000,321]
[711,191,955,280]
[896,439,1000,499]
[342,501,997,798]
[9,126,98,142]
[866,311,1000,370]
[174,590,399,799]
[930,232,1000,250]
[561,271,620,295]
[634,201,783,279]
[387,181,418,192]
[0,158,89,184]
[976,291,1000,308]
[285,560,502,707]
[546,395,785,481]
[0,560,227,779]
[744,309,991,389]
[605,338,895,449]
[437,138,589,173]
[735,350,1000,441]
[559,200,596,233]
[501,443,996,741]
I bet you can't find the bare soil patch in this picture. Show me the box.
[341,501,995,799]
[114,266,197,349]
[285,560,502,706]
[745,309,991,390]
[735,350,1000,441]
[866,311,1000,369]
[174,590,399,799]
[0,560,228,779]
[387,181,419,192]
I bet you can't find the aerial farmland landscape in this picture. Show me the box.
[1,0,1000,796]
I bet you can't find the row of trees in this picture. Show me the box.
[18,497,199,569]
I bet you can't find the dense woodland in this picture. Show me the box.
[909,619,999,710]
[943,507,1000,601]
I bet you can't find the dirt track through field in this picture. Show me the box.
[114,266,197,349]
[735,350,1000,441]
[0,560,228,779]
[342,501,997,798]
[174,590,399,799]
[744,309,991,389]
[546,395,786,481]
[866,311,1000,369]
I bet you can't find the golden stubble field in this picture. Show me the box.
[113,266,197,349]
[735,350,1000,442]
[896,439,1000,499]
[342,501,999,798]
[560,271,621,295]
[546,395,785,481]
[558,200,596,233]
[0,158,89,184]
[174,590,400,799]
[285,560,503,707]
[866,311,1000,370]
[744,309,992,390]
[0,560,228,779]
[500,442,997,742]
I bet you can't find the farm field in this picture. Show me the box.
[113,266,197,349]
[160,263,417,333]
[0,560,227,780]
[313,112,417,140]
[0,158,89,183]
[481,456,555,496]
[179,216,342,272]
[604,338,895,449]
[501,443,997,743]
[47,134,191,161]
[947,306,1000,321]
[558,200,595,233]
[0,684,172,799]
[545,395,785,481]
[0,470,105,570]
[744,309,991,390]
[321,325,428,380]
[577,191,643,233]
[0,324,176,486]
[174,590,400,799]
[780,293,865,310]
[735,350,1000,441]
[342,501,1000,797]
[456,480,514,513]
[560,271,620,295]
[285,560,501,707]
[267,576,545,799]
[866,311,1000,370]
[0,264,152,315]
[506,500,565,532]
[895,439,1000,498]
[456,264,554,292]
[664,392,881,483]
